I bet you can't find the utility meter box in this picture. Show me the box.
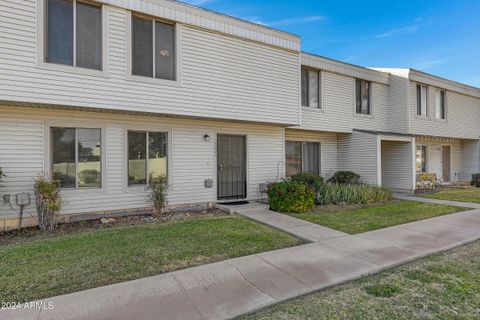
[16,193,31,206]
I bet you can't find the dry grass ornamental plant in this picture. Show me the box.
[34,177,62,231]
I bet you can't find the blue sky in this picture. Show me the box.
[181,0,480,87]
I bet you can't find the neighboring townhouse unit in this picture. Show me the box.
[0,0,301,224]
[0,0,479,228]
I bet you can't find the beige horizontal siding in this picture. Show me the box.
[298,72,389,133]
[409,82,480,139]
[0,3,300,126]
[381,140,414,190]
[0,106,284,218]
[337,131,379,185]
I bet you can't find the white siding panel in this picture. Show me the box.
[381,140,414,190]
[299,72,389,133]
[460,140,480,180]
[409,82,480,139]
[337,131,379,185]
[0,3,300,126]
[0,106,284,218]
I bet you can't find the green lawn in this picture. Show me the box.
[290,201,464,234]
[241,240,480,320]
[422,188,480,204]
[0,216,301,302]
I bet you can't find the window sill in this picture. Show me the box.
[37,62,109,78]
[302,106,324,113]
[414,115,431,121]
[354,113,373,119]
[128,74,181,87]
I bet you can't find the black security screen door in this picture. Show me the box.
[217,134,247,200]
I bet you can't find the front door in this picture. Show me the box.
[442,146,451,182]
[217,134,247,200]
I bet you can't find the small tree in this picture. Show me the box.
[146,175,169,219]
[34,177,62,231]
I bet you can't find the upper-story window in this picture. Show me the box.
[132,15,175,81]
[46,0,102,70]
[355,79,371,115]
[301,68,321,108]
[416,84,428,116]
[435,89,446,120]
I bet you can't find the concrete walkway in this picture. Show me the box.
[5,207,480,320]
[394,193,480,209]
[217,202,348,242]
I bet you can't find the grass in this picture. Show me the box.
[0,216,301,302]
[289,200,465,234]
[241,240,480,320]
[421,188,480,204]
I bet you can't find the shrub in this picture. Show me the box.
[316,183,392,205]
[267,180,315,213]
[34,177,62,231]
[0,167,6,187]
[328,171,360,184]
[146,175,169,219]
[290,172,324,192]
[471,174,480,188]
[79,170,100,185]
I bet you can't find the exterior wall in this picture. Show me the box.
[416,137,463,183]
[298,72,390,133]
[337,131,379,185]
[0,1,300,126]
[409,82,480,139]
[0,106,284,219]
[386,74,410,133]
[460,140,480,180]
[284,129,338,179]
[381,140,414,190]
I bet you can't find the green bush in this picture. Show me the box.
[471,174,480,188]
[146,174,169,219]
[328,171,360,184]
[267,181,315,213]
[290,172,324,192]
[316,183,392,205]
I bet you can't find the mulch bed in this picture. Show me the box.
[0,208,228,246]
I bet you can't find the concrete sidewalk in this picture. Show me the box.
[217,202,348,242]
[4,208,480,320]
[394,193,480,209]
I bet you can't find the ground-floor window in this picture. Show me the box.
[285,141,320,177]
[128,131,168,185]
[416,145,427,173]
[51,127,102,188]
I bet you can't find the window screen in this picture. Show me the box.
[155,22,175,80]
[435,89,446,119]
[76,1,102,69]
[286,141,302,177]
[132,16,153,77]
[356,79,371,114]
[302,142,320,175]
[47,0,74,66]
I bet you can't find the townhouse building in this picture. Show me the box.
[0,0,479,228]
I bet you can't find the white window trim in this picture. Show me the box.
[126,12,182,87]
[415,144,428,174]
[285,139,322,176]
[301,68,322,109]
[353,79,374,119]
[415,83,429,119]
[123,126,173,193]
[434,88,448,122]
[43,121,107,193]
[36,0,109,78]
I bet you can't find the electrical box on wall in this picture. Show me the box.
[16,193,31,206]
[204,179,213,188]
